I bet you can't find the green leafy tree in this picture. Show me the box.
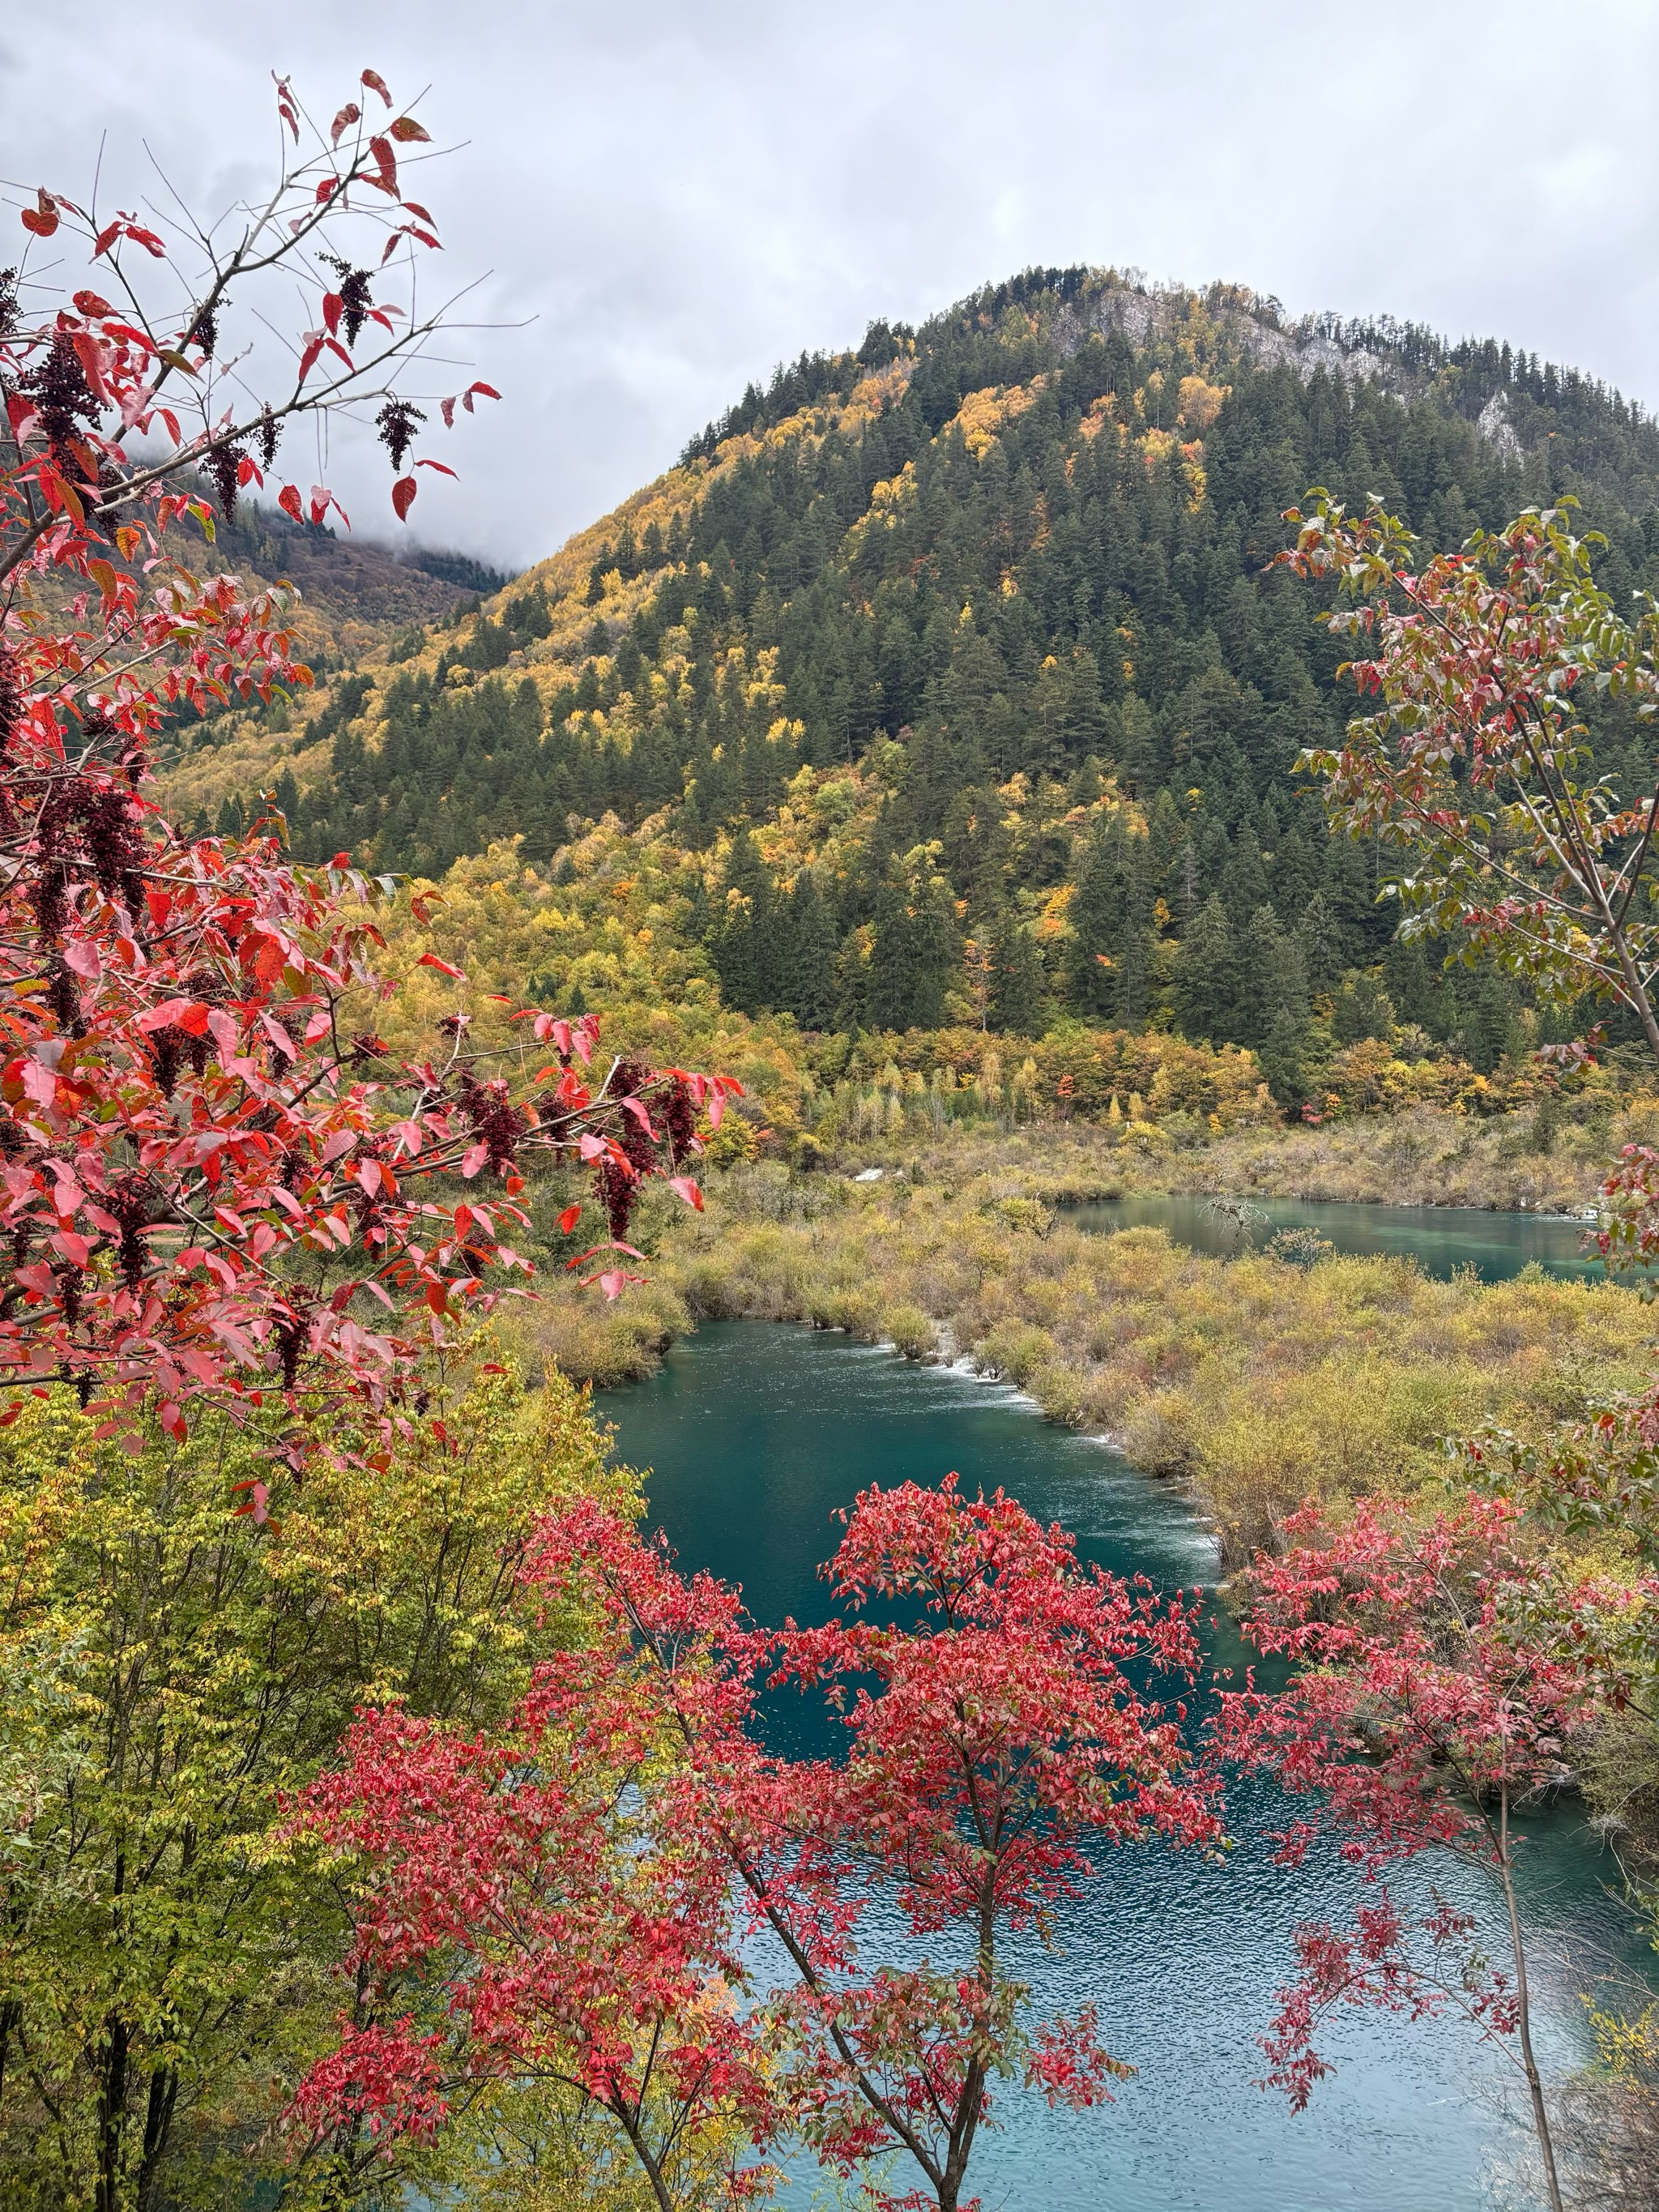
[0,1363,621,2212]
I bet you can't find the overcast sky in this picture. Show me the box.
[3,1,1654,570]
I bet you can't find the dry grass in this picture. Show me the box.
[812,1096,1659,1215]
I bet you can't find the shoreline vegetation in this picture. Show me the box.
[510,1108,1657,1567]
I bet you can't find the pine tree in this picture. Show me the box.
[1172,895,1238,1045]
[1235,905,1308,1048]
[1065,819,1126,1018]
[1258,1004,1310,1110]
[706,828,775,1014]
[907,872,961,1031]
[784,870,838,1028]
[834,928,872,1032]
[988,912,1047,1036]
[1221,826,1272,927]
[1298,888,1346,1000]
[867,878,915,1031]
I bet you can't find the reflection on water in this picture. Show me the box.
[1066,1193,1603,1283]
[598,1324,1647,2212]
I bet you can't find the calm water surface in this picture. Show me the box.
[598,1321,1647,2212]
[1066,1194,1601,1282]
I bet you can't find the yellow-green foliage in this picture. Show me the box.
[641,1164,1650,1563]
[0,1358,632,2212]
[339,838,813,1121]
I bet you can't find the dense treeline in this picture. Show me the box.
[209,270,1659,1081]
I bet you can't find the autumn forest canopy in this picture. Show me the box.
[183,263,1659,1102]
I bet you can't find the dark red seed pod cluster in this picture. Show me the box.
[104,1173,166,1292]
[0,644,21,767]
[456,1070,527,1177]
[204,441,245,519]
[596,1157,636,1242]
[660,1078,696,1165]
[375,397,426,472]
[32,775,150,949]
[274,1309,306,1391]
[322,256,375,346]
[19,331,100,469]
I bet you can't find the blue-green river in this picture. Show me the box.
[1065,1194,1601,1282]
[598,1296,1648,2210]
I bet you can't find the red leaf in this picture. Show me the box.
[414,458,456,476]
[73,289,113,318]
[668,1175,705,1212]
[558,1204,582,1235]
[278,484,305,525]
[391,476,416,522]
[417,951,463,980]
[322,293,343,337]
[331,101,362,145]
[389,116,431,143]
[21,190,58,239]
[360,67,393,105]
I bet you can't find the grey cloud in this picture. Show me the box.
[2,0,1655,567]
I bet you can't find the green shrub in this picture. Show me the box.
[884,1304,938,1361]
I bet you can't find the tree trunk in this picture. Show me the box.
[1499,1787,1565,2212]
[94,2013,129,2212]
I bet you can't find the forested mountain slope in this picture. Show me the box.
[171,267,1659,1079]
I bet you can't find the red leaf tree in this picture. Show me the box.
[0,74,731,1449]
[295,1478,1221,2212]
[762,1475,1221,2212]
[1282,495,1659,1078]
[1216,1493,1640,2212]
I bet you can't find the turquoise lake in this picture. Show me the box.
[598,1309,1648,2212]
[1064,1194,1602,1282]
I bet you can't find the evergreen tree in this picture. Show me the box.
[1235,905,1308,1048]
[1258,1004,1311,1111]
[867,878,915,1031]
[906,872,961,1031]
[988,912,1047,1036]
[1172,895,1239,1045]
[783,870,838,1028]
[834,929,872,1031]
[1065,820,1127,1018]
[706,828,775,1014]
[1298,889,1346,1000]
[1332,971,1397,1045]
